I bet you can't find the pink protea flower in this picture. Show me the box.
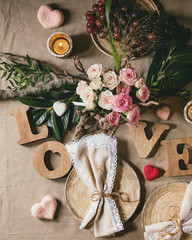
[112,94,132,112]
[136,86,150,102]
[119,67,137,86]
[116,82,131,95]
[126,104,140,124]
[106,111,120,127]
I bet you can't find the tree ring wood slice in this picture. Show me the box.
[65,160,140,223]
[141,182,192,240]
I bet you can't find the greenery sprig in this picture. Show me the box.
[147,16,192,101]
[0,55,53,90]
[18,85,83,142]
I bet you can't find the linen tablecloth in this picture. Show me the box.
[0,0,192,239]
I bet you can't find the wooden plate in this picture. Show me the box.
[65,160,140,223]
[91,0,160,59]
[141,182,192,240]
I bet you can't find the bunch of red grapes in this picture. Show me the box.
[86,0,162,58]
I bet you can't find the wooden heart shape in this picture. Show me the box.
[53,101,68,117]
[37,5,64,29]
[31,195,57,220]
[156,106,170,121]
[144,165,160,181]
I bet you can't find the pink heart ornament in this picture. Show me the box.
[37,5,64,29]
[31,195,57,220]
[156,106,170,121]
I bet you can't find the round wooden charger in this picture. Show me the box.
[65,160,140,223]
[90,0,160,59]
[141,182,192,240]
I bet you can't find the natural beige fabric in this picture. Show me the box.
[0,0,192,240]
[79,147,115,237]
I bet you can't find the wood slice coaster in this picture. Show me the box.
[65,160,140,223]
[141,182,192,240]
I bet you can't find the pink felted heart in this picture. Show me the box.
[37,5,64,29]
[156,106,170,121]
[31,195,57,220]
[144,165,160,181]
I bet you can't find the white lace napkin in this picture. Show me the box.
[144,181,192,240]
[66,134,124,237]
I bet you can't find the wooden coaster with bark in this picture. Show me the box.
[65,160,140,223]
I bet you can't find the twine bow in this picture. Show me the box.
[91,166,139,203]
[157,206,182,240]
[158,219,181,240]
[91,183,125,202]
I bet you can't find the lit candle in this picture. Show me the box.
[47,32,73,57]
[184,100,192,124]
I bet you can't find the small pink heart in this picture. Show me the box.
[31,195,57,220]
[37,5,64,29]
[156,106,170,121]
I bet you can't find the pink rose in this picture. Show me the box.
[136,86,150,102]
[113,94,132,112]
[106,111,120,127]
[119,67,137,86]
[116,82,131,95]
[126,104,140,124]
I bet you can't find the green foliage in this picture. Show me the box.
[31,109,48,126]
[105,0,122,73]
[18,97,54,108]
[18,88,83,142]
[1,55,53,90]
[48,110,61,142]
[146,16,192,101]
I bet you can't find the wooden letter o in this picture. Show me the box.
[33,141,72,179]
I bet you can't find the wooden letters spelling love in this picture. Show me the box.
[10,105,192,178]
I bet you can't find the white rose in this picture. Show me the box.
[89,77,103,90]
[134,78,146,89]
[98,90,114,110]
[87,64,104,79]
[76,81,88,96]
[103,71,120,90]
[86,101,96,110]
[81,86,96,105]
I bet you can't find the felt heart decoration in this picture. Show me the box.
[144,165,160,181]
[155,106,170,121]
[53,101,68,117]
[31,195,57,220]
[37,5,64,29]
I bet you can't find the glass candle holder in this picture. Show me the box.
[47,32,73,57]
[184,100,192,124]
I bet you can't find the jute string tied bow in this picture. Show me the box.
[91,166,139,203]
[144,181,192,240]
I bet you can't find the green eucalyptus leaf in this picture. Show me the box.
[26,55,32,66]
[39,91,75,100]
[71,105,84,125]
[61,83,77,91]
[14,67,25,76]
[172,45,192,63]
[61,106,70,132]
[1,71,7,79]
[18,97,54,107]
[48,110,61,142]
[6,72,12,81]
[31,108,48,126]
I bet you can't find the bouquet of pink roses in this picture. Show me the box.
[76,63,150,128]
